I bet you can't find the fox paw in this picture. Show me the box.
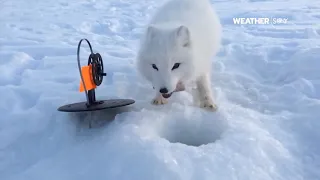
[152,96,168,105]
[200,100,218,111]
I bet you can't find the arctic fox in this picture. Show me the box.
[136,0,222,111]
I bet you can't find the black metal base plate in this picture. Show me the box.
[57,99,135,112]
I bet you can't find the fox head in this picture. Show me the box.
[136,24,195,97]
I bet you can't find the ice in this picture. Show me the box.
[1,0,320,180]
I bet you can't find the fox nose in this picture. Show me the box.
[159,88,168,94]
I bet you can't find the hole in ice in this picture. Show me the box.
[158,109,228,147]
[69,105,135,128]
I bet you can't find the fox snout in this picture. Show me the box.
[159,87,168,94]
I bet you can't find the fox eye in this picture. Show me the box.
[152,64,158,71]
[172,63,180,70]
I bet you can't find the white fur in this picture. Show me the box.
[136,0,222,111]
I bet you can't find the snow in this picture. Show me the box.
[1,0,320,179]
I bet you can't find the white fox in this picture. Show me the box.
[136,0,222,111]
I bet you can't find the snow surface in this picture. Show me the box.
[1,0,320,179]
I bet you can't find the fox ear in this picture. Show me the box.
[175,25,190,47]
[146,25,157,39]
